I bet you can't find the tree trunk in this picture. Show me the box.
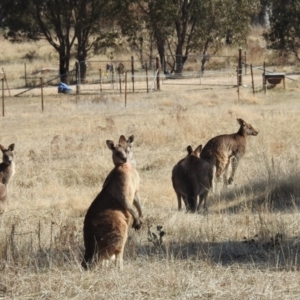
[59,49,70,84]
[175,43,184,74]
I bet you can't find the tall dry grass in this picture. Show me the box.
[1,30,300,299]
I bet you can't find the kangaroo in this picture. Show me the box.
[82,136,142,270]
[200,118,258,186]
[0,144,15,214]
[102,135,141,220]
[172,144,213,212]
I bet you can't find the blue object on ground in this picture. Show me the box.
[58,82,72,94]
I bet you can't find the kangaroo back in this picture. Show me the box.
[172,144,213,212]
[200,118,258,185]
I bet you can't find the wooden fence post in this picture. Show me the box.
[238,48,242,86]
[125,71,127,107]
[24,63,27,87]
[2,68,11,96]
[131,56,135,93]
[111,65,114,89]
[119,69,122,94]
[244,51,247,75]
[2,78,4,117]
[236,66,240,101]
[263,61,266,94]
[250,64,255,95]
[156,57,160,90]
[145,63,149,93]
[40,77,44,112]
[99,69,102,93]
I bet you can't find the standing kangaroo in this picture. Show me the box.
[172,144,213,212]
[102,135,141,221]
[82,135,143,270]
[200,118,258,186]
[0,144,15,214]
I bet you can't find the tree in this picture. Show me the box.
[264,0,300,62]
[251,0,270,27]
[2,0,118,82]
[72,0,118,79]
[122,0,260,74]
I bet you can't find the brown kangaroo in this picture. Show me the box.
[172,144,213,212]
[102,135,141,221]
[200,118,258,186]
[82,135,142,270]
[0,144,15,214]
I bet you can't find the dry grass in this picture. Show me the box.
[1,30,300,299]
[1,81,300,298]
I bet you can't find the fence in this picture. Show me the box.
[240,61,297,97]
[75,56,160,95]
[1,49,297,106]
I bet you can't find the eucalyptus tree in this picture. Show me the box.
[264,0,300,62]
[2,0,118,82]
[121,0,260,74]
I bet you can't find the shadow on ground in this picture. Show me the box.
[209,172,300,214]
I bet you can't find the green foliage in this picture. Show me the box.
[119,0,260,73]
[264,0,300,62]
[2,0,119,81]
[2,0,261,77]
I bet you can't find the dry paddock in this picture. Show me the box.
[1,79,300,299]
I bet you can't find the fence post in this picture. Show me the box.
[244,51,247,75]
[238,48,242,86]
[250,64,255,95]
[263,61,266,94]
[40,77,44,112]
[111,64,114,89]
[131,56,135,93]
[24,63,27,87]
[99,69,102,93]
[2,68,11,96]
[145,63,149,93]
[156,57,160,90]
[125,71,127,107]
[236,66,240,102]
[76,61,81,95]
[119,69,122,94]
[2,78,4,117]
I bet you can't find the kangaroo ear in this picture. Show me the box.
[194,145,202,156]
[119,135,127,147]
[186,145,193,155]
[106,140,116,150]
[8,144,15,151]
[237,118,245,126]
[0,145,5,152]
[127,135,134,144]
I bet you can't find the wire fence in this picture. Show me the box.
[1,50,298,104]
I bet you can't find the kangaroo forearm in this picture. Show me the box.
[133,191,143,217]
[127,207,139,221]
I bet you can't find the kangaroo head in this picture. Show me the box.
[186,145,202,157]
[106,136,128,165]
[237,118,258,136]
[0,144,15,165]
